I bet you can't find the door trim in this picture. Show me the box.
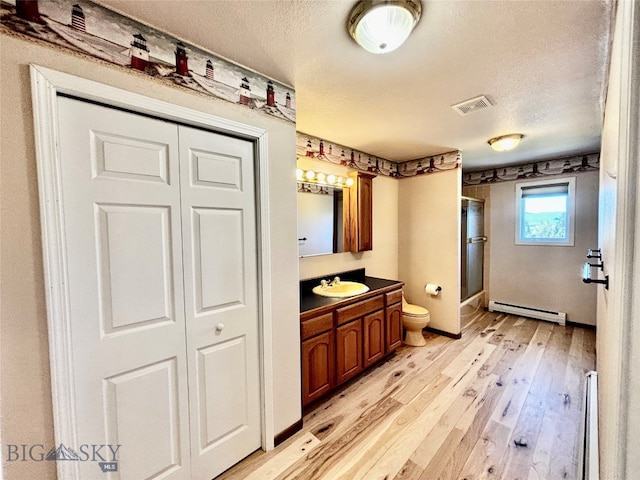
[30,64,275,479]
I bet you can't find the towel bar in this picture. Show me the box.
[582,262,609,289]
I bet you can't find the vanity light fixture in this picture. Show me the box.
[347,0,422,54]
[488,133,524,152]
[296,168,354,187]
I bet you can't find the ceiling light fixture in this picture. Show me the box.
[488,134,524,152]
[348,0,422,54]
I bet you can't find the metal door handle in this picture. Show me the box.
[467,236,487,244]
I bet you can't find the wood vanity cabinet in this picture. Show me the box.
[301,312,334,406]
[363,310,385,368]
[385,290,403,352]
[301,286,403,408]
[335,319,363,384]
[345,172,376,252]
[336,294,383,385]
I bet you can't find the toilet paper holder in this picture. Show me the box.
[425,284,442,295]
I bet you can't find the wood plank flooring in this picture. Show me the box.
[218,306,596,480]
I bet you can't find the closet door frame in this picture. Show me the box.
[30,64,275,480]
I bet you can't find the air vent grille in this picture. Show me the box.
[452,95,492,116]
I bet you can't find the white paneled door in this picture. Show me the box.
[178,126,261,478]
[56,97,261,479]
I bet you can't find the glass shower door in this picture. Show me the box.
[461,197,486,301]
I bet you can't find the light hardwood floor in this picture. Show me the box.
[218,306,596,480]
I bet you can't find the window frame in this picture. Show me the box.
[514,177,576,246]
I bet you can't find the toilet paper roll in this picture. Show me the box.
[425,283,442,296]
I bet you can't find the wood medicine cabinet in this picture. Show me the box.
[344,171,375,252]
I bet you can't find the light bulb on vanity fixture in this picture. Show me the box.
[347,0,422,54]
[296,168,354,187]
[488,133,524,152]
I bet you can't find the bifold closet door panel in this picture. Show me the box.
[56,97,192,479]
[177,125,262,479]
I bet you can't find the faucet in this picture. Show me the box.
[320,277,340,288]
[320,277,341,288]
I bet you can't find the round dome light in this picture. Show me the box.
[348,0,422,54]
[488,134,524,152]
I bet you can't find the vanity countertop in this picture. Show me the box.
[300,268,403,315]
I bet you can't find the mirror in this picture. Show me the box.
[297,184,345,257]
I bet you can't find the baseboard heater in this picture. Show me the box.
[578,371,599,480]
[488,300,566,326]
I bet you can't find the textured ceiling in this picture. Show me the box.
[97,0,613,171]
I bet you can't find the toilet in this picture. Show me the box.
[402,294,430,347]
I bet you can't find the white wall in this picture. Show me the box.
[488,171,599,325]
[298,156,399,281]
[398,169,462,336]
[0,35,299,479]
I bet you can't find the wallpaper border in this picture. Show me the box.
[462,152,600,186]
[296,131,461,179]
[0,0,296,124]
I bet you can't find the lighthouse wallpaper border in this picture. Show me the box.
[297,132,461,179]
[0,0,296,124]
[462,152,600,186]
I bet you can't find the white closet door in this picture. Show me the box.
[57,97,191,479]
[178,125,261,478]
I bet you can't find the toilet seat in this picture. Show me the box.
[402,303,428,316]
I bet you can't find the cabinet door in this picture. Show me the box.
[346,172,375,252]
[356,174,374,251]
[364,310,385,368]
[301,331,335,406]
[386,302,403,352]
[336,319,363,385]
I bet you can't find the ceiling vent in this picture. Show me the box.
[452,95,492,116]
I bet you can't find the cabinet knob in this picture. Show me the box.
[215,323,225,332]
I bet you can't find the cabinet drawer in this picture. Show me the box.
[301,312,333,340]
[336,295,384,325]
[385,289,403,306]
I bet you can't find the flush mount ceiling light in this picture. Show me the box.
[488,134,524,152]
[348,0,422,54]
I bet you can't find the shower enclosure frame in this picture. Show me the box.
[461,196,486,302]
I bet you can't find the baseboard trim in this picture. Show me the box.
[566,320,597,331]
[274,418,303,447]
[423,326,462,339]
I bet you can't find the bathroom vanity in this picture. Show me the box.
[299,269,404,407]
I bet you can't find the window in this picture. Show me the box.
[515,177,576,246]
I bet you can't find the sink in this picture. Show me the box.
[312,281,370,298]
